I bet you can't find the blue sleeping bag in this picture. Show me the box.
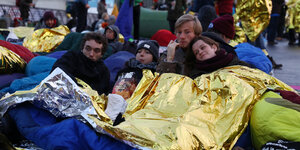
[0,56,57,93]
[235,43,272,74]
[104,51,135,88]
[8,103,135,150]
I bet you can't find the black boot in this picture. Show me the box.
[267,55,283,69]
[288,29,296,46]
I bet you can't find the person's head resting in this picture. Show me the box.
[174,14,202,49]
[81,32,108,62]
[135,40,159,64]
[104,25,120,42]
[187,35,220,62]
[207,14,235,43]
[43,11,56,28]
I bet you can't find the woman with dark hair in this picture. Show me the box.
[184,36,250,79]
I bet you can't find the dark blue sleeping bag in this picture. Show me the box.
[8,103,135,150]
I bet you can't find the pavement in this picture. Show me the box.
[266,38,300,92]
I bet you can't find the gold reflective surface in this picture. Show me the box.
[12,26,34,39]
[0,46,26,74]
[91,66,294,149]
[23,25,70,53]
[235,0,272,42]
[287,0,300,32]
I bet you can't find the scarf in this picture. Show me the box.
[194,49,234,72]
[127,59,157,70]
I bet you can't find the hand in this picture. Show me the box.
[86,4,90,9]
[166,40,179,62]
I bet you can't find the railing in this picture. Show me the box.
[0,5,98,27]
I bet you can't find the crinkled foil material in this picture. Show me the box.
[0,46,27,74]
[34,69,92,117]
[23,25,70,53]
[286,0,300,32]
[0,68,95,119]
[91,66,295,150]
[0,92,37,117]
[12,26,35,39]
[236,0,272,42]
[230,14,247,46]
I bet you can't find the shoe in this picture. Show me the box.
[267,56,283,69]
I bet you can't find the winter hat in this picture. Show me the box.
[43,11,55,21]
[136,40,159,62]
[208,14,235,39]
[150,29,176,46]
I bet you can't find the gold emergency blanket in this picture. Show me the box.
[287,0,300,32]
[0,46,26,74]
[23,25,70,53]
[12,27,35,39]
[90,66,294,150]
[230,15,247,46]
[0,27,34,39]
[235,0,272,42]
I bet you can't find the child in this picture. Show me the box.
[102,25,123,59]
[184,36,250,79]
[112,40,159,99]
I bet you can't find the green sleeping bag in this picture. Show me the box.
[251,91,300,149]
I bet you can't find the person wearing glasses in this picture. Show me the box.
[51,32,110,95]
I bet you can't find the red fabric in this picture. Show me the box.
[275,90,300,105]
[0,40,35,63]
[216,0,233,15]
[211,14,235,39]
[151,29,177,47]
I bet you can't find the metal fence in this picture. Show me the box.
[0,5,98,27]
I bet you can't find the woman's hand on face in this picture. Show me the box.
[166,40,179,62]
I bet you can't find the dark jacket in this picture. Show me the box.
[167,0,187,21]
[271,0,285,14]
[51,50,110,95]
[116,58,157,83]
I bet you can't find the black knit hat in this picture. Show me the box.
[136,40,159,62]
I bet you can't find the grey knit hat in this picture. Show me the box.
[136,40,159,62]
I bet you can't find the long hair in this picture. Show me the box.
[184,36,220,75]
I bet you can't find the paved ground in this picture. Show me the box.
[266,38,300,91]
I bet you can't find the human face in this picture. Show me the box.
[136,49,153,65]
[175,21,196,49]
[45,19,56,28]
[192,40,217,61]
[105,29,115,40]
[82,40,103,62]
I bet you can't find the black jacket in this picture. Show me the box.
[52,50,110,95]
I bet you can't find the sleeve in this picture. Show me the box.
[156,52,180,73]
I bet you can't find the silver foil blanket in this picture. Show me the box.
[0,68,94,118]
